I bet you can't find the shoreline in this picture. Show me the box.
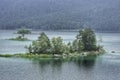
[0,51,104,59]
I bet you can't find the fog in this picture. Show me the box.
[0,0,120,31]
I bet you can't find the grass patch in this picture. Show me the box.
[8,36,30,41]
[0,54,14,57]
[0,53,53,59]
[12,54,51,59]
[9,38,29,41]
[0,51,105,60]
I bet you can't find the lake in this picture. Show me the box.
[0,30,120,80]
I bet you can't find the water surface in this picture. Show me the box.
[0,30,120,80]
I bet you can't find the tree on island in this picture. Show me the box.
[36,32,51,54]
[26,28,103,55]
[17,28,31,39]
[78,28,97,51]
[27,32,51,54]
[9,28,31,41]
[51,37,65,55]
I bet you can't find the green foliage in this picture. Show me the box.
[0,54,14,57]
[51,37,65,55]
[9,28,31,41]
[72,40,78,52]
[25,44,32,53]
[63,44,70,55]
[26,28,103,56]
[78,28,97,51]
[0,54,53,58]
[38,32,51,48]
[69,28,101,53]
[72,39,84,53]
[9,36,29,41]
[26,32,51,54]
[67,42,73,53]
[17,28,31,38]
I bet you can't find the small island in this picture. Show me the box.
[9,28,31,41]
[0,28,105,59]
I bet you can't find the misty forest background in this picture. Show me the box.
[0,0,120,32]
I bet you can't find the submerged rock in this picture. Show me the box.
[111,51,115,53]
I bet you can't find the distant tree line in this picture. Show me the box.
[26,28,103,55]
[0,0,120,32]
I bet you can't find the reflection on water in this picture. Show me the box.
[0,54,120,80]
[81,58,96,68]
[31,56,97,73]
[71,56,96,69]
[32,58,63,74]
[0,30,120,80]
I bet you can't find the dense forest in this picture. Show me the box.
[0,0,120,32]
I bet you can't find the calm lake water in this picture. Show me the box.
[0,30,120,80]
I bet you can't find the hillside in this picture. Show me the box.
[0,0,120,31]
